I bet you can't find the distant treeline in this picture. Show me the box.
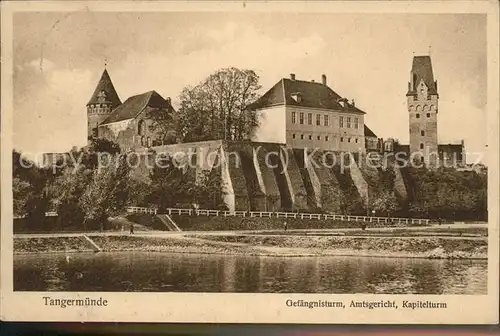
[13,138,225,232]
[405,167,487,221]
[13,139,487,232]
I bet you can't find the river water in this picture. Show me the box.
[14,252,487,294]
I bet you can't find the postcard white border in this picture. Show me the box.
[1,0,499,324]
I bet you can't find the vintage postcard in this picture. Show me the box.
[1,0,499,324]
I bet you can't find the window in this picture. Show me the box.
[308,113,312,125]
[324,115,329,126]
[300,134,304,140]
[292,112,296,124]
[347,138,351,143]
[299,112,304,124]
[347,117,351,128]
[355,138,358,143]
[339,117,344,128]
[291,93,302,103]
[316,114,321,126]
[138,119,146,136]
[421,130,425,136]
[292,134,296,139]
[309,135,312,140]
[416,113,420,119]
[354,118,359,129]
[317,135,321,140]
[147,137,152,148]
[325,136,329,141]
[426,113,431,118]
[420,143,424,149]
[340,137,344,142]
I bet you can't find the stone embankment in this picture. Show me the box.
[14,226,487,260]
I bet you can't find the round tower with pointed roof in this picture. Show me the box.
[87,68,122,138]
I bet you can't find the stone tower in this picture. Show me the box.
[87,68,121,138]
[406,56,439,167]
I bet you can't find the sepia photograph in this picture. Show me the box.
[1,0,499,324]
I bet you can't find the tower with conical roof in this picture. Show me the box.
[87,68,121,138]
[406,55,439,167]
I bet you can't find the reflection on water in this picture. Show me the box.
[14,252,487,294]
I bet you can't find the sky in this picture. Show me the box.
[13,12,487,163]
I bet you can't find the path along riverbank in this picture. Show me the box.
[13,227,488,260]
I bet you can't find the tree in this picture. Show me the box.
[146,154,196,211]
[145,106,177,145]
[79,154,132,231]
[12,150,57,227]
[13,177,32,217]
[372,190,400,217]
[193,168,226,209]
[406,167,487,220]
[49,166,92,229]
[175,67,261,142]
[88,136,121,156]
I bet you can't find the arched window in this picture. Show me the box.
[140,136,145,147]
[421,130,425,136]
[147,137,152,148]
[138,120,146,136]
[420,143,424,149]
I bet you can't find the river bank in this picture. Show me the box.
[13,231,488,259]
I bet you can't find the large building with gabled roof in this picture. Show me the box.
[86,68,176,152]
[247,73,371,152]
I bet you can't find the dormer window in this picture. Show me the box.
[291,93,302,103]
[97,90,107,103]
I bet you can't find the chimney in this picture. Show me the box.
[311,79,315,83]
[290,73,296,80]
[166,97,171,104]
[322,74,327,85]
[351,99,355,107]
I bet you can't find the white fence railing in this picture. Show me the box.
[126,206,431,226]
[14,211,59,219]
[126,206,158,215]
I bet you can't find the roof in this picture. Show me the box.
[395,144,410,154]
[87,69,122,107]
[247,78,366,114]
[407,56,438,96]
[438,144,464,151]
[364,125,377,137]
[100,90,172,125]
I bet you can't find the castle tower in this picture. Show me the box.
[406,55,439,167]
[87,68,121,138]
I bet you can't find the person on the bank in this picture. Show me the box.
[284,221,288,232]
